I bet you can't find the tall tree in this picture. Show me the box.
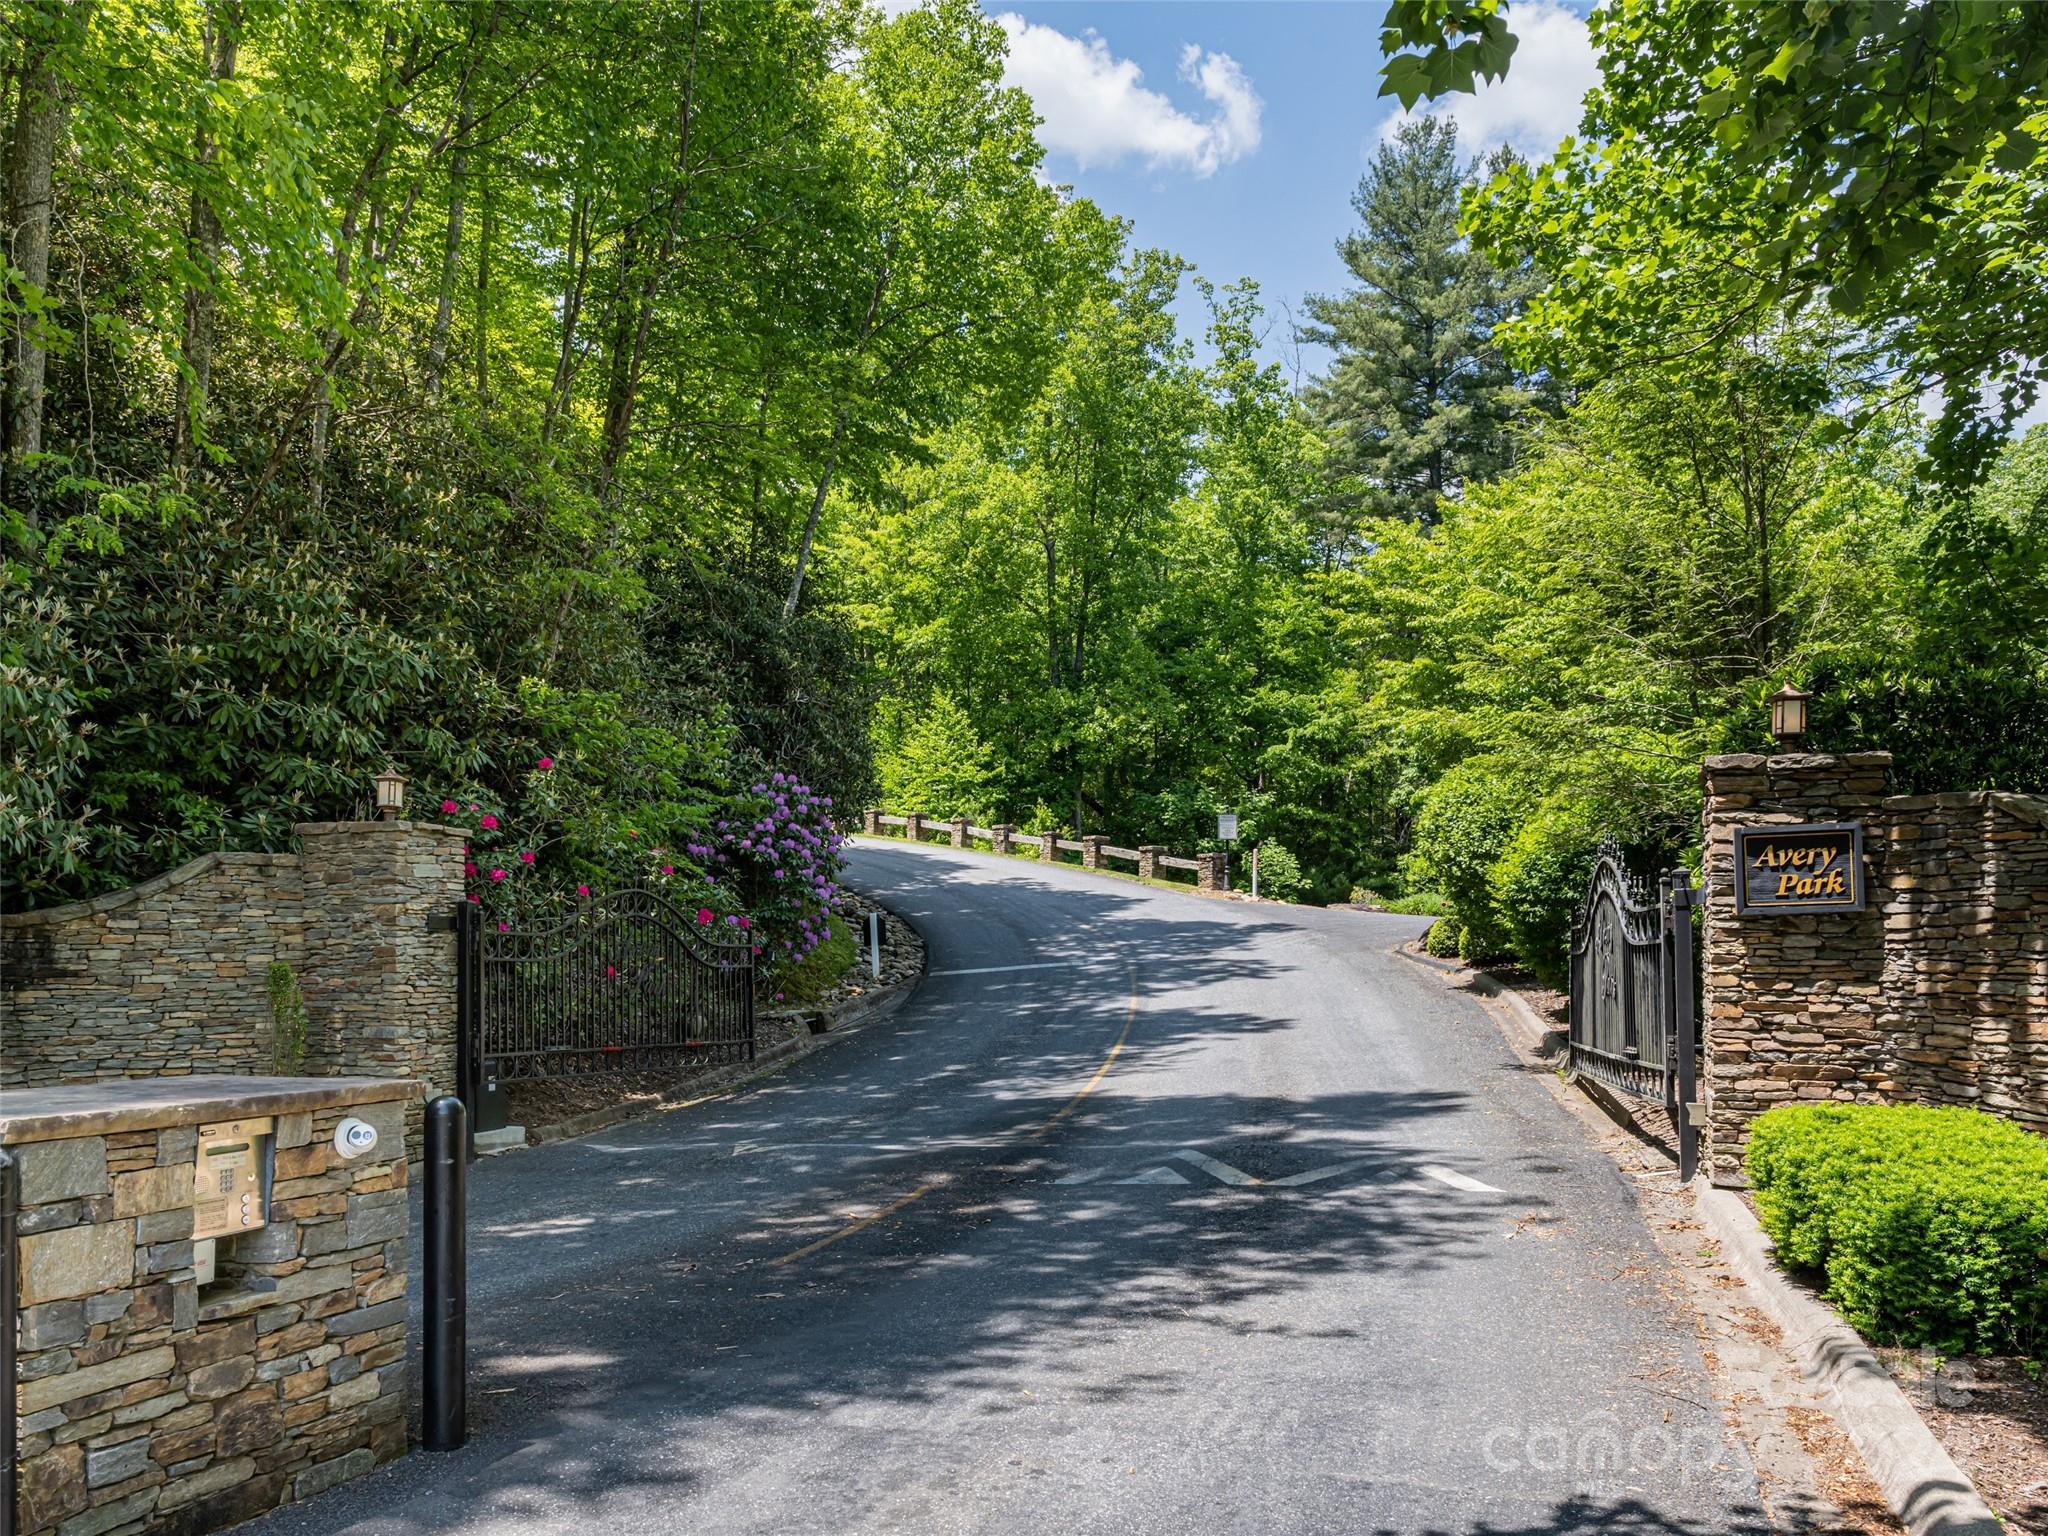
[1299,116,1543,527]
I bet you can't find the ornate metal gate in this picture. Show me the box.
[455,888,755,1100]
[1567,838,1700,1179]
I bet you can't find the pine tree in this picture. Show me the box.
[1301,116,1547,528]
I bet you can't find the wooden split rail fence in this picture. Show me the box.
[859,811,1230,891]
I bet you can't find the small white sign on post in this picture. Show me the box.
[1216,813,1239,841]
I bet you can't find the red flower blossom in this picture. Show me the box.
[479,813,499,831]
[538,756,555,771]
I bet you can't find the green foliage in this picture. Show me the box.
[1301,116,1550,529]
[771,919,859,1008]
[1747,1104,2048,1356]
[875,694,997,823]
[1485,798,1603,986]
[1406,756,1526,961]
[265,961,308,1076]
[1422,915,1464,958]
[1252,841,1306,903]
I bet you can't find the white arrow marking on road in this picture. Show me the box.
[1267,1159,1375,1187]
[1113,1166,1190,1185]
[1174,1150,1260,1187]
[1419,1165,1502,1193]
[1054,1167,1110,1185]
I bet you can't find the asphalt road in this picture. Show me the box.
[251,841,1769,1536]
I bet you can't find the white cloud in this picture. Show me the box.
[995,14,1262,178]
[1383,1,1598,163]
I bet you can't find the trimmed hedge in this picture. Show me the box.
[1746,1104,2048,1355]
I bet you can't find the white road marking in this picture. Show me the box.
[926,961,1083,977]
[1419,1165,1502,1194]
[1054,1168,1110,1186]
[1174,1150,1260,1187]
[1113,1166,1190,1185]
[1267,1158,1375,1187]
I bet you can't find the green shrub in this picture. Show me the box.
[1486,797,1605,986]
[1422,916,1464,957]
[1746,1104,2048,1355]
[1407,757,1528,962]
[1253,841,1307,901]
[266,961,309,1075]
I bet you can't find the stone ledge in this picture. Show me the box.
[0,1076,417,1145]
[292,820,466,840]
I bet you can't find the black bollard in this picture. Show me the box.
[423,1095,468,1452]
[3,1148,17,1536]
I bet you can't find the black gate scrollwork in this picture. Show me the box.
[1567,838,1700,1180]
[456,887,755,1091]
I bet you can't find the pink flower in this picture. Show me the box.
[519,850,536,865]
[497,921,509,932]
[489,868,507,883]
[468,803,478,813]
[441,799,459,815]
[479,813,499,831]
[736,916,750,930]
[695,908,713,925]
[660,864,674,876]
[606,964,617,978]
[464,862,478,878]
[577,884,591,897]
[537,756,554,771]
[468,893,481,904]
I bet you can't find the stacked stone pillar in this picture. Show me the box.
[1038,831,1059,863]
[1080,836,1107,870]
[950,816,970,848]
[990,825,1016,855]
[1137,846,1164,880]
[294,822,466,1161]
[861,809,882,835]
[904,813,926,844]
[1196,852,1228,892]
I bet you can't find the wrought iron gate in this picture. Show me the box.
[456,888,755,1101]
[1566,838,1699,1179]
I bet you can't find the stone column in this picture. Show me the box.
[1197,851,1228,891]
[951,816,970,848]
[991,824,1015,856]
[295,820,467,1159]
[1038,830,1059,863]
[1699,752,1893,1185]
[1081,836,1107,870]
[1137,845,1164,880]
[862,808,882,835]
[904,813,926,844]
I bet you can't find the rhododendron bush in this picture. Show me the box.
[690,773,846,973]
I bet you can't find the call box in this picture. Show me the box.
[192,1116,274,1241]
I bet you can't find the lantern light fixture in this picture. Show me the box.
[372,767,407,821]
[1768,684,1812,749]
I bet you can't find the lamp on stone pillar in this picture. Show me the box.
[373,767,408,821]
[1767,684,1812,750]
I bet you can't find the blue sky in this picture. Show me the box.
[991,1,1601,379]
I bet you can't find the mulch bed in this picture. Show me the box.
[1876,1350,2048,1534]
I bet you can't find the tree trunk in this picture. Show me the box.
[2,1,89,517]
[474,168,492,423]
[171,0,238,479]
[781,409,846,621]
[424,2,495,401]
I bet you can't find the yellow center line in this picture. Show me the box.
[766,963,1138,1267]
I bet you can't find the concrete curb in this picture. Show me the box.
[1691,1184,2004,1536]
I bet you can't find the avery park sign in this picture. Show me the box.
[1733,822,1865,914]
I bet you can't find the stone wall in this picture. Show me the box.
[1700,752,2048,1183]
[6,1079,414,1536]
[2,823,466,1158]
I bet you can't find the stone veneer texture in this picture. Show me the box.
[2,824,465,1158]
[1700,752,2048,1184]
[10,1095,411,1536]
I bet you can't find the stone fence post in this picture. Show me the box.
[1699,752,1892,1185]
[1137,845,1164,880]
[951,816,970,848]
[1039,830,1059,863]
[1081,835,1107,870]
[1196,851,1228,891]
[295,820,467,1160]
[904,813,926,843]
[862,808,882,835]
[991,824,1015,855]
